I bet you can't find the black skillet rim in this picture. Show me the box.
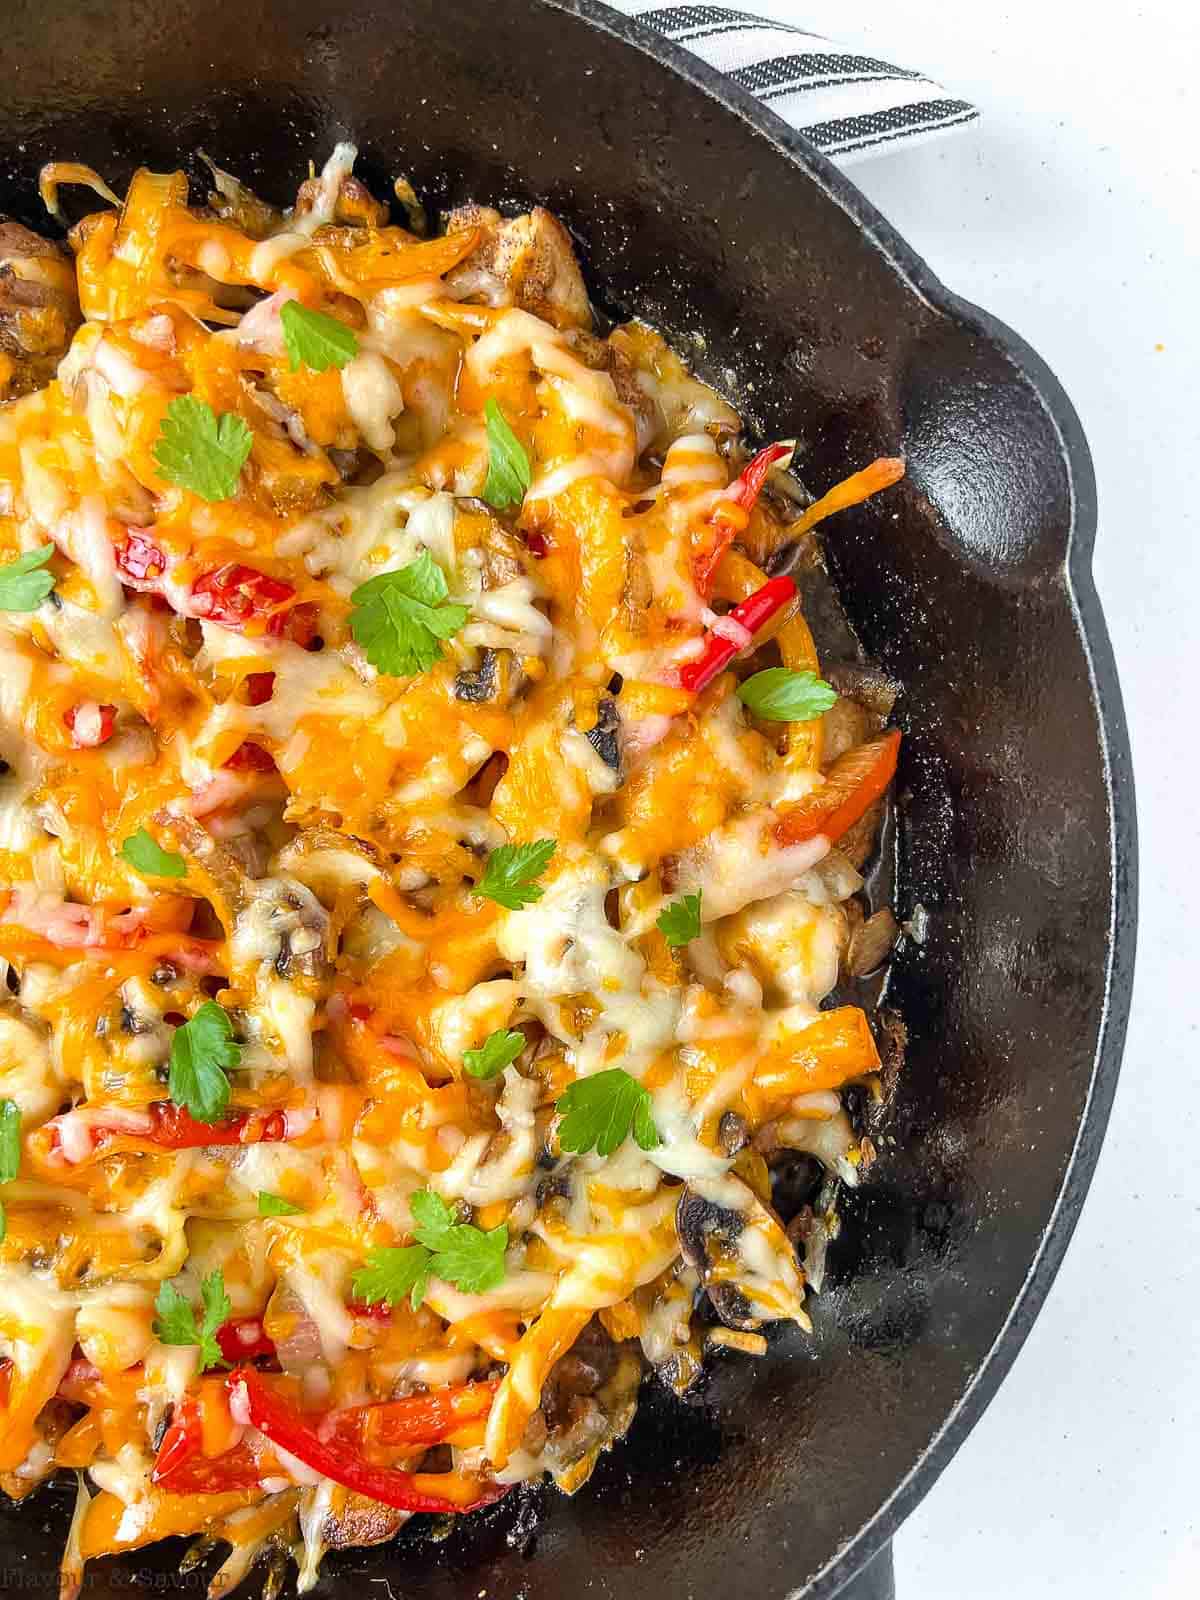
[542,1,1139,1592]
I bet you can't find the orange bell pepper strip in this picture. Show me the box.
[78,1486,263,1558]
[748,1006,882,1112]
[774,730,901,847]
[786,457,906,541]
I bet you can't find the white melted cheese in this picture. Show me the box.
[340,350,404,452]
[434,1066,539,1205]
[674,811,831,922]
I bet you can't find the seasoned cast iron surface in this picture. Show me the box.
[0,1,1133,1596]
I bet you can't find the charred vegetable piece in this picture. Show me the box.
[676,1175,809,1332]
[0,219,82,398]
[454,648,500,704]
[584,696,621,772]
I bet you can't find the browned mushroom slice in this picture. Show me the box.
[199,153,286,240]
[546,1338,643,1495]
[320,1495,410,1549]
[294,172,389,230]
[444,205,591,330]
[676,1173,810,1333]
[0,219,82,399]
[160,811,331,990]
[274,827,389,902]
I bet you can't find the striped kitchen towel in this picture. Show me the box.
[603,0,978,162]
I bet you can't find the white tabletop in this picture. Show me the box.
[748,2,1198,1595]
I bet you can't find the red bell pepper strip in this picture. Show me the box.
[216,1317,277,1365]
[47,1103,297,1162]
[115,539,318,642]
[143,1102,293,1149]
[55,1357,103,1405]
[678,574,797,695]
[347,1298,393,1323]
[225,740,277,774]
[63,703,116,748]
[323,1380,500,1452]
[245,672,275,706]
[154,1440,264,1492]
[774,729,901,847]
[190,563,295,631]
[229,1366,505,1514]
[693,440,796,596]
[151,1394,202,1483]
[151,1394,264,1490]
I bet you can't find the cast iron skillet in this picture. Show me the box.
[0,1,1136,1596]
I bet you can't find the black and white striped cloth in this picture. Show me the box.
[605,1,977,162]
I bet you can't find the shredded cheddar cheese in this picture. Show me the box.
[0,146,903,1595]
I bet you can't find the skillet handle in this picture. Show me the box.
[838,1542,895,1600]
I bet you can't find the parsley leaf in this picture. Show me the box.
[154,1268,231,1370]
[352,1245,434,1312]
[657,890,703,948]
[0,545,55,612]
[280,300,360,372]
[121,827,187,879]
[463,1028,525,1080]
[556,1067,661,1157]
[427,1218,508,1294]
[153,395,254,503]
[476,839,556,910]
[352,1190,509,1308]
[349,551,469,677]
[408,1188,457,1248]
[0,1099,20,1184]
[482,398,532,511]
[736,667,838,723]
[258,1191,303,1217]
[0,1201,6,1245]
[168,1002,240,1124]
[410,1189,507,1294]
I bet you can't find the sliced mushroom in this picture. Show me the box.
[0,219,82,398]
[762,1105,863,1189]
[636,1263,703,1395]
[584,696,621,775]
[161,811,331,989]
[676,1173,810,1333]
[273,827,388,903]
[845,906,900,977]
[547,1340,642,1495]
[321,1496,410,1550]
[199,153,285,240]
[454,647,500,704]
[444,205,591,330]
[825,662,899,722]
[294,172,388,230]
[230,877,331,985]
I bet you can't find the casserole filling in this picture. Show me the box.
[0,147,904,1592]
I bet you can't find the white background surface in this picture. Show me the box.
[748,2,1199,1595]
